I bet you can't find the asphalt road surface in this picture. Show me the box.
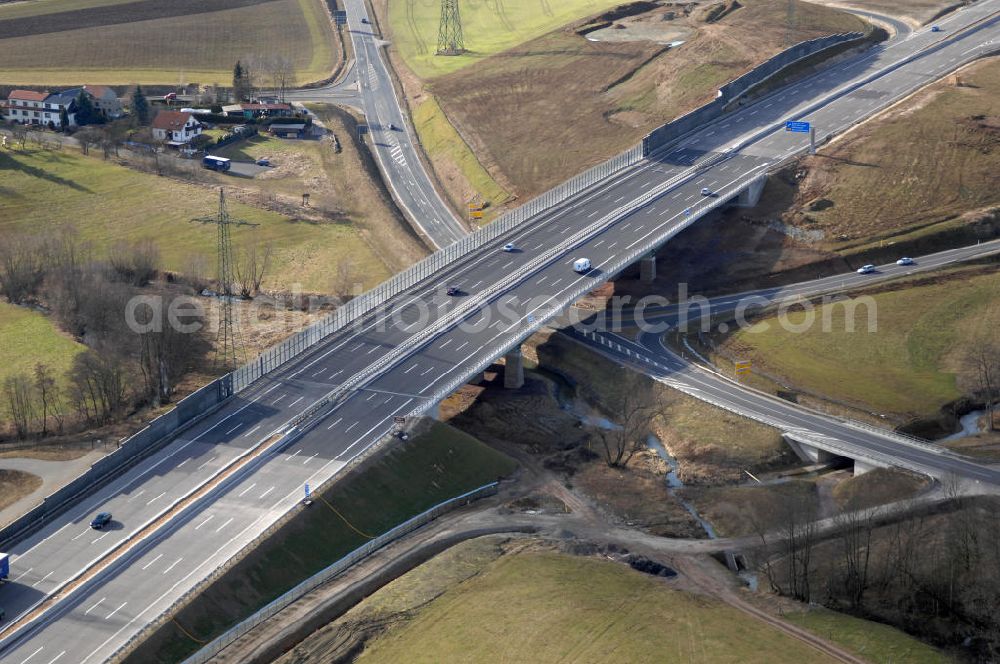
[563,239,1000,479]
[287,0,467,248]
[2,4,999,662]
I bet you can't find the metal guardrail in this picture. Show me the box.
[175,482,499,664]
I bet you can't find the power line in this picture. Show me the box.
[192,189,257,371]
[437,0,465,56]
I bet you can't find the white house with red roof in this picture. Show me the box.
[151,110,203,144]
[3,89,77,128]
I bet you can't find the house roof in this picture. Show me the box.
[44,92,77,108]
[270,123,305,130]
[242,103,291,111]
[83,84,115,99]
[152,110,196,131]
[8,90,48,102]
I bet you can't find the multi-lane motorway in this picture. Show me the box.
[2,3,999,661]
[566,240,1000,480]
[287,0,467,248]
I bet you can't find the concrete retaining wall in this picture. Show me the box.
[643,32,864,155]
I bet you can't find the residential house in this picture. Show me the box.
[151,110,203,145]
[62,84,124,118]
[3,89,77,128]
[268,122,306,138]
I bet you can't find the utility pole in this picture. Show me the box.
[785,0,797,46]
[437,0,465,55]
[192,189,257,371]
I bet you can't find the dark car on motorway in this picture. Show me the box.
[446,286,461,296]
[90,512,112,529]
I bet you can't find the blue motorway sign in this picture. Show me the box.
[785,121,811,133]
[333,10,347,25]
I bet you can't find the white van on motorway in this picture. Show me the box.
[573,258,592,273]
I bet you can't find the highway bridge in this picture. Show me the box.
[2,3,999,661]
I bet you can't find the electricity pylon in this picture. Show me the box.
[192,189,256,371]
[437,0,465,55]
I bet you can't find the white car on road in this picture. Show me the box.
[856,264,876,274]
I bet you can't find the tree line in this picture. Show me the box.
[0,231,215,441]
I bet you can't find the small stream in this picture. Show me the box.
[541,368,721,539]
[645,435,719,539]
[940,410,988,442]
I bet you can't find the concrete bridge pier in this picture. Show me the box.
[504,346,525,389]
[640,251,657,282]
[734,174,767,208]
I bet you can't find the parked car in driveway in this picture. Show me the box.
[90,512,112,529]
[896,257,914,266]
[856,264,876,274]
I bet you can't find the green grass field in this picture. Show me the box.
[0,0,337,86]
[387,0,625,79]
[785,608,951,664]
[355,550,844,663]
[411,95,511,221]
[0,302,85,408]
[722,268,1000,418]
[0,146,388,292]
[128,422,515,664]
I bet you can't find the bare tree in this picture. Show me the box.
[108,239,160,286]
[75,127,103,156]
[182,254,212,293]
[3,373,35,439]
[134,292,210,406]
[69,349,129,425]
[11,124,28,150]
[234,240,272,298]
[0,233,45,304]
[595,373,662,467]
[268,55,294,102]
[33,363,61,437]
[834,498,880,610]
[966,337,999,431]
[330,258,356,304]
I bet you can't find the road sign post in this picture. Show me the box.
[809,126,816,155]
[734,359,752,381]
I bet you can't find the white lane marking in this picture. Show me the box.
[345,422,358,433]
[19,646,43,663]
[72,529,90,541]
[214,517,234,533]
[45,652,65,664]
[177,459,189,468]
[31,571,53,588]
[238,482,258,498]
[421,366,435,376]
[260,486,275,499]
[92,532,108,544]
[106,602,127,620]
[404,363,418,374]
[289,396,304,407]
[225,424,242,436]
[303,453,318,465]
[242,424,262,438]
[366,392,377,401]
[326,417,344,430]
[85,597,106,615]
[456,341,468,352]
[141,554,163,570]
[162,558,183,575]
[328,369,344,380]
[197,457,216,471]
[194,515,215,530]
[289,449,301,459]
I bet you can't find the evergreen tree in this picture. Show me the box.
[59,107,70,130]
[132,85,150,126]
[233,60,248,102]
[75,91,98,125]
